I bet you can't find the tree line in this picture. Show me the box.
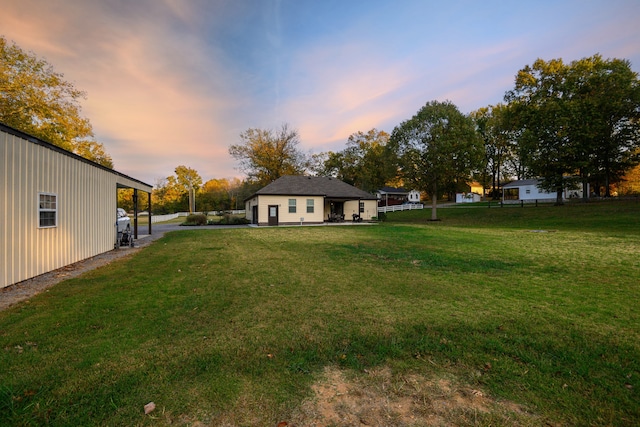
[226,54,640,219]
[2,35,638,216]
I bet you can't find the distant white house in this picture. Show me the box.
[375,187,421,206]
[502,179,586,202]
[455,181,485,203]
[456,192,482,203]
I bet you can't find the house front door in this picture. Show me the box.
[268,205,278,226]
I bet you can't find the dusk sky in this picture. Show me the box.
[1,0,639,186]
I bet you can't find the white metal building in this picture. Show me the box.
[1,123,152,289]
[502,179,557,202]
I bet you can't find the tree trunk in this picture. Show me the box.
[581,168,589,202]
[582,179,589,202]
[431,183,438,220]
[496,151,502,199]
[555,187,564,206]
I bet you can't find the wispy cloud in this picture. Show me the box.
[1,0,252,181]
[1,0,638,184]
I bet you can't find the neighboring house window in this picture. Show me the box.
[526,189,531,194]
[39,193,57,228]
[359,201,365,213]
[307,199,314,213]
[289,198,296,213]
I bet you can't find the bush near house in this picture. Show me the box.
[208,213,250,225]
[182,213,207,226]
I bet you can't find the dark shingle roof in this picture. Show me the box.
[502,179,541,188]
[251,176,376,199]
[376,186,408,194]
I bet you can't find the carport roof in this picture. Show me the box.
[249,175,376,200]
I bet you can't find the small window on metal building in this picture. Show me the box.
[39,193,57,228]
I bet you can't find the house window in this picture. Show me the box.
[359,201,365,213]
[526,189,531,194]
[39,193,57,228]
[288,198,296,213]
[307,199,314,213]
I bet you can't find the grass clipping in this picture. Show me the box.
[289,366,538,427]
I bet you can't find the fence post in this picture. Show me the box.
[521,200,524,208]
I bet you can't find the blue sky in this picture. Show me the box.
[1,0,639,185]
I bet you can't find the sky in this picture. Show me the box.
[1,0,639,186]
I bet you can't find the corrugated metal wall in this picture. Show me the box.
[1,129,117,289]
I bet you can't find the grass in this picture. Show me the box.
[1,201,639,426]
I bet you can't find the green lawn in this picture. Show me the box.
[1,201,638,426]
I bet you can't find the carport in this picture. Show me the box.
[116,177,153,240]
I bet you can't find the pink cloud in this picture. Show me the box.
[0,1,250,183]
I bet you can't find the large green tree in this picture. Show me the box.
[565,55,640,197]
[470,103,516,198]
[0,36,113,167]
[319,129,396,192]
[390,100,483,220]
[505,55,640,201]
[505,58,577,204]
[229,123,308,186]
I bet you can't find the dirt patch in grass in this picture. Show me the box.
[287,366,540,427]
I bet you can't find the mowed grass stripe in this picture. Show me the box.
[1,201,638,425]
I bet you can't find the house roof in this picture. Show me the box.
[502,179,541,188]
[376,186,408,195]
[250,175,376,200]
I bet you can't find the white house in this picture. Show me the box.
[455,193,482,203]
[501,178,586,203]
[375,187,421,206]
[502,179,557,202]
[1,123,152,289]
[245,175,378,226]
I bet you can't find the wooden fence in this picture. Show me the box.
[377,204,424,213]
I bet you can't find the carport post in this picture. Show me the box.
[133,189,138,239]
[148,191,152,235]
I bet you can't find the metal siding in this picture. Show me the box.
[0,130,120,289]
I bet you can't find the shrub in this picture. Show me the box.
[182,213,207,226]
[377,212,387,221]
[208,214,249,225]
